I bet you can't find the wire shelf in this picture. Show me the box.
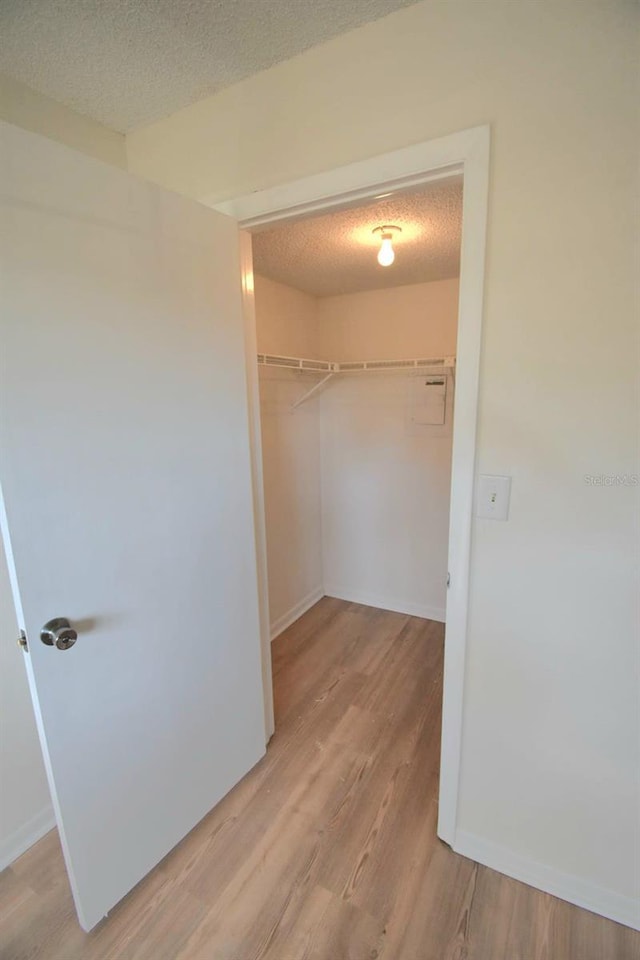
[257,353,456,407]
[257,354,455,373]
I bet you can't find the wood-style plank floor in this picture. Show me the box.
[2,597,638,959]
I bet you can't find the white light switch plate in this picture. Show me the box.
[477,475,511,520]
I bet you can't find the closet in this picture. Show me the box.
[254,272,460,643]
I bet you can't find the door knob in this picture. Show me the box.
[40,618,78,651]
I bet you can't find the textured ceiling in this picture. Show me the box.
[0,0,418,132]
[252,178,463,298]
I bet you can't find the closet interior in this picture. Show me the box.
[251,178,463,648]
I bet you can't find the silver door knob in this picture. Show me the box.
[40,618,78,650]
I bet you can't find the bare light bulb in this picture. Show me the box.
[373,224,401,267]
[377,234,395,267]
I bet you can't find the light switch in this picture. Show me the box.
[477,475,511,520]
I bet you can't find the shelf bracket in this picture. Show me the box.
[292,372,335,409]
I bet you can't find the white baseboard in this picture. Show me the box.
[270,586,325,641]
[323,585,446,623]
[0,804,56,871]
[454,830,640,932]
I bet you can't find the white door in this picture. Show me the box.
[0,121,266,931]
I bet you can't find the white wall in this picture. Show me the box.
[255,274,319,358]
[320,372,454,622]
[255,276,324,636]
[127,0,640,925]
[317,278,458,361]
[318,280,458,620]
[0,72,126,168]
[0,539,54,869]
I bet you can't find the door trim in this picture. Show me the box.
[238,232,275,739]
[216,124,490,846]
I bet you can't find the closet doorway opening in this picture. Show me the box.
[220,127,490,849]
[253,183,459,645]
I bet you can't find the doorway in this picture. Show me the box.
[219,125,490,847]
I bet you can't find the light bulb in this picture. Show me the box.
[377,235,395,267]
[372,224,401,266]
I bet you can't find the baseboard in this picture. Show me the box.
[270,586,325,641]
[323,585,446,623]
[454,830,640,932]
[0,804,56,871]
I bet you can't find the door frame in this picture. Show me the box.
[215,124,490,847]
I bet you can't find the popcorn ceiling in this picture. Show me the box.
[0,0,418,131]
[252,178,463,298]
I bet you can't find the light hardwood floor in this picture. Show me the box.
[2,597,638,959]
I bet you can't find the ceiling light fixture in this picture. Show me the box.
[372,225,402,267]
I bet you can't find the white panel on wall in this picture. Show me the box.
[411,375,448,426]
